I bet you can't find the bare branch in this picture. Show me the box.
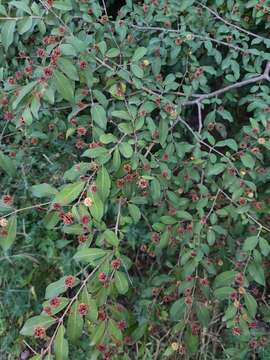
[183,62,270,106]
[197,1,267,42]
[131,24,257,55]
[197,101,203,133]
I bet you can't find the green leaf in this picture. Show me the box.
[53,69,74,103]
[243,236,259,251]
[216,139,238,151]
[118,122,133,134]
[45,276,78,299]
[88,192,104,222]
[73,248,109,264]
[241,153,255,169]
[90,322,106,346]
[132,47,147,61]
[20,315,56,336]
[160,216,177,225]
[128,203,141,223]
[106,48,120,58]
[214,287,234,301]
[170,299,186,321]
[115,271,129,294]
[119,143,133,158]
[159,118,168,146]
[67,301,83,343]
[17,17,32,35]
[108,319,123,342]
[244,293,257,318]
[1,20,16,51]
[180,0,195,10]
[111,110,132,120]
[104,229,119,247]
[82,147,108,159]
[0,216,17,251]
[54,324,69,360]
[57,57,79,81]
[0,151,17,177]
[195,303,210,327]
[12,81,37,109]
[54,181,85,205]
[31,183,58,198]
[91,104,107,130]
[131,64,144,78]
[96,166,111,201]
[259,237,270,256]
[44,211,60,230]
[43,297,69,316]
[213,271,237,289]
[184,331,198,354]
[248,262,265,286]
[208,163,226,176]
[81,289,98,321]
[151,178,161,201]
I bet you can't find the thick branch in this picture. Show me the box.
[183,62,270,106]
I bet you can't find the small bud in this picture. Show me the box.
[0,218,8,227]
[84,197,93,207]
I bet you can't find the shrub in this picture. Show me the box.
[1,0,270,359]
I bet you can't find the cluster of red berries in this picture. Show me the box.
[2,195,13,206]
[60,212,74,225]
[64,275,76,288]
[33,325,46,339]
[78,303,89,316]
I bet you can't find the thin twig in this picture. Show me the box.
[0,202,51,219]
[197,1,267,42]
[115,200,122,236]
[197,101,202,133]
[130,24,258,55]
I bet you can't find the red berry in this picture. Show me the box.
[43,306,52,315]
[2,195,13,205]
[79,60,88,69]
[78,234,88,244]
[43,66,53,78]
[162,153,169,161]
[117,320,126,331]
[98,308,107,321]
[97,343,107,353]
[98,272,107,283]
[137,178,149,189]
[36,48,46,58]
[33,325,46,338]
[111,259,121,270]
[81,215,90,225]
[52,202,61,210]
[77,126,87,136]
[232,326,241,336]
[4,112,13,121]
[64,275,76,288]
[49,297,61,308]
[78,303,89,316]
[151,232,160,243]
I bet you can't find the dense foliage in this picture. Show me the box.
[1,0,270,359]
